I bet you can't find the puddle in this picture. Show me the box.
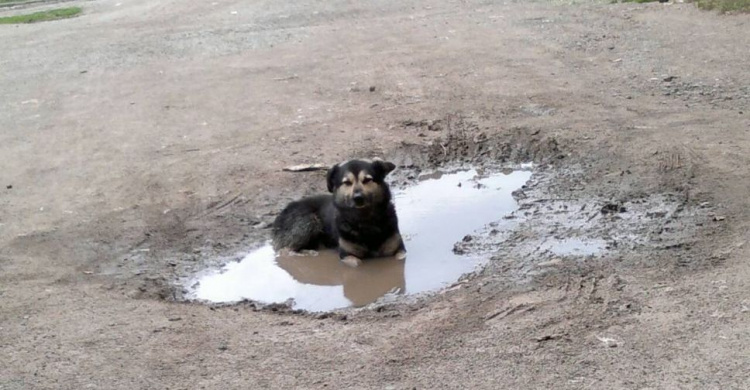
[187,168,532,311]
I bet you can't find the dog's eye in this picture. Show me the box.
[362,177,372,184]
[342,180,353,186]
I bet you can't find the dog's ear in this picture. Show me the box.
[372,159,396,179]
[326,164,340,193]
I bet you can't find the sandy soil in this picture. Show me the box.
[1,0,748,389]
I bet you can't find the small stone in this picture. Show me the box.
[600,203,625,214]
[254,221,270,230]
[646,211,668,218]
[537,258,563,268]
[596,336,619,348]
[6,185,12,189]
[369,86,376,92]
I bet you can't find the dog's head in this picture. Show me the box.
[327,159,396,209]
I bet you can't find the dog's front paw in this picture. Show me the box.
[341,256,363,268]
[395,250,407,260]
[289,249,319,257]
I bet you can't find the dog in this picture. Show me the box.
[272,159,406,267]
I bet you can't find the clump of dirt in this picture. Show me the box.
[386,113,566,175]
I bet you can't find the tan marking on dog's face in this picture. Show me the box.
[335,172,357,202]
[334,168,386,208]
[357,170,385,204]
[377,233,404,257]
[341,172,356,187]
[335,172,357,204]
[339,238,367,257]
[358,171,373,183]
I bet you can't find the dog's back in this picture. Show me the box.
[271,194,336,251]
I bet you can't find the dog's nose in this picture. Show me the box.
[352,192,365,205]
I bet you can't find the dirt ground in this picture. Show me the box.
[1,0,749,389]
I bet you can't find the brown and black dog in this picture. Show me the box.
[272,159,406,267]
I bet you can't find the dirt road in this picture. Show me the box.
[1,0,748,389]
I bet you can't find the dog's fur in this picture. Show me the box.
[272,159,406,265]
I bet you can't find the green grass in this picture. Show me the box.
[0,7,82,24]
[613,0,749,12]
[690,0,750,12]
[0,0,47,5]
[612,0,662,3]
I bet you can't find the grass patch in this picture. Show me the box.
[613,0,749,12]
[0,6,82,24]
[612,0,663,3]
[690,0,750,12]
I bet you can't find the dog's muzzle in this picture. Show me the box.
[352,192,366,207]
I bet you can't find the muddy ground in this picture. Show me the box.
[1,0,749,389]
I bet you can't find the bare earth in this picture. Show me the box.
[1,0,748,389]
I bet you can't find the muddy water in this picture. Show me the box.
[189,169,532,311]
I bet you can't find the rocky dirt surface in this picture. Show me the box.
[1,0,748,389]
